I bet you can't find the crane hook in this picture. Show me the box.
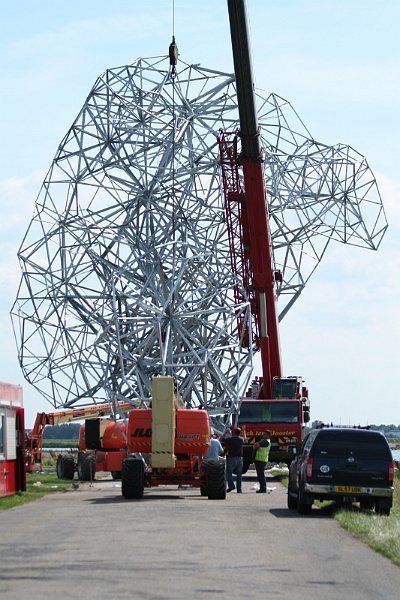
[169,36,179,78]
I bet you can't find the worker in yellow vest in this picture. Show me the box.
[254,430,271,493]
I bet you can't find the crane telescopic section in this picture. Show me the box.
[226,0,282,398]
[221,0,310,467]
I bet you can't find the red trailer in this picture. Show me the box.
[0,382,26,497]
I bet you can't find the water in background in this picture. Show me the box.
[392,449,400,461]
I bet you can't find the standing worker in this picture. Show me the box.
[253,430,271,493]
[223,427,245,493]
[204,431,224,460]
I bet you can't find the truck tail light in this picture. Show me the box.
[306,457,313,478]
[389,461,395,482]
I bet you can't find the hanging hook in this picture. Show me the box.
[169,36,179,78]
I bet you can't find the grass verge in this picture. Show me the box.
[334,472,400,566]
[272,467,400,567]
[0,471,73,511]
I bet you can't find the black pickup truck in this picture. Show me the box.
[287,427,395,515]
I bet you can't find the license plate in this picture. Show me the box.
[335,486,363,493]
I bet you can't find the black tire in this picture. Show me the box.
[200,459,209,496]
[78,453,96,481]
[122,458,144,499]
[206,459,226,500]
[287,474,298,510]
[287,492,298,510]
[56,454,64,478]
[111,471,122,480]
[360,498,374,511]
[297,486,312,514]
[56,454,76,480]
[242,461,250,475]
[375,499,391,516]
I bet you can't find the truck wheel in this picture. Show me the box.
[122,458,144,499]
[287,473,298,510]
[56,455,76,480]
[78,453,96,481]
[360,498,374,511]
[297,486,312,515]
[375,499,391,516]
[287,492,298,510]
[207,459,226,500]
[111,471,122,480]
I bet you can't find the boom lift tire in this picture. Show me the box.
[205,459,226,500]
[200,460,210,496]
[56,454,64,478]
[200,459,211,496]
[56,454,76,480]
[77,452,96,481]
[122,457,144,499]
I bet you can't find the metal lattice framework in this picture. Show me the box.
[11,56,387,424]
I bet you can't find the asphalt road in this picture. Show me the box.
[1,472,399,600]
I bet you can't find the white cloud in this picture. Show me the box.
[0,171,45,231]
[376,171,400,227]
[256,54,400,109]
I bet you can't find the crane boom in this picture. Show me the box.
[226,0,282,397]
[219,1,310,468]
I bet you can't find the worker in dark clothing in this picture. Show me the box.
[253,430,271,493]
[223,427,245,493]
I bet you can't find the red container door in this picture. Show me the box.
[0,406,26,497]
[0,411,6,496]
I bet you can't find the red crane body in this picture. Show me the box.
[224,0,282,399]
[220,0,309,466]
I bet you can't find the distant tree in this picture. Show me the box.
[370,424,400,433]
[43,423,81,439]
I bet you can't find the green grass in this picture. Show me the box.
[334,472,400,566]
[272,468,400,566]
[269,466,289,487]
[0,471,73,510]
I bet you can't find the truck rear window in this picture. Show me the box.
[313,432,391,458]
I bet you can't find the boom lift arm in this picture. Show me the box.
[26,401,133,472]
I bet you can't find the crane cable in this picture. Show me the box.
[169,9,179,246]
[165,1,179,377]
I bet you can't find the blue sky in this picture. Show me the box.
[1,0,399,427]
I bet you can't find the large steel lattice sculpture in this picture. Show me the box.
[11,55,387,419]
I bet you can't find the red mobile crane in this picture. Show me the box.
[219,0,310,467]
